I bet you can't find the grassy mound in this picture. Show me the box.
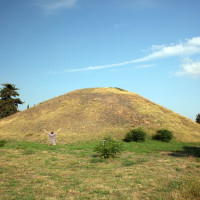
[0,87,200,142]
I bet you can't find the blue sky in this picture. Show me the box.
[0,0,200,120]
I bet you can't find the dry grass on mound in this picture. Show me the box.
[0,87,200,143]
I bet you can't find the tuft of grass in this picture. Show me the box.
[171,176,200,200]
[0,140,8,147]
[22,149,35,155]
[122,158,147,166]
[90,158,107,163]
[92,189,110,197]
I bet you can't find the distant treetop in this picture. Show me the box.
[196,113,200,124]
[0,83,24,119]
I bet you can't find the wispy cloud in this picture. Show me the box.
[66,59,141,72]
[35,0,78,11]
[176,58,200,78]
[66,36,200,73]
[135,64,155,69]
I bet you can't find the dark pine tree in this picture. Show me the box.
[196,113,200,124]
[0,83,24,119]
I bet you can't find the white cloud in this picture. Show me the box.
[141,36,200,61]
[135,64,155,69]
[66,36,200,73]
[176,58,200,78]
[35,0,78,11]
[151,44,166,51]
[187,37,200,46]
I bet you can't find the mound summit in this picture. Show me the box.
[0,87,200,143]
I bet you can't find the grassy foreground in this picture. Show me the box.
[0,139,200,200]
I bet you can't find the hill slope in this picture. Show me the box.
[0,87,200,142]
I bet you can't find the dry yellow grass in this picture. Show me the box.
[0,87,200,142]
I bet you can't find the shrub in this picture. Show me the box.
[113,87,126,92]
[124,127,147,142]
[95,136,124,159]
[153,129,173,142]
[0,140,7,147]
[123,131,134,142]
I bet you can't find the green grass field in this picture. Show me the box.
[1,139,200,200]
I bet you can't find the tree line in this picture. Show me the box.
[0,83,200,124]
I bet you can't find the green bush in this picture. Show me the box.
[124,127,147,142]
[153,129,173,142]
[95,136,124,159]
[123,131,134,142]
[0,140,7,147]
